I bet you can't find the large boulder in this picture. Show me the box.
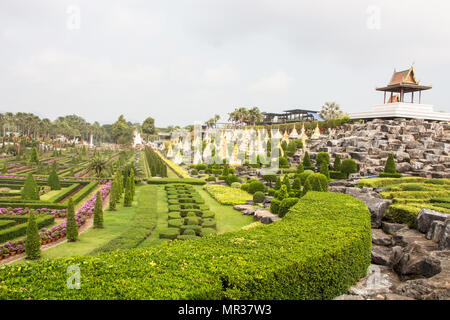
[438,219,450,250]
[382,222,409,235]
[392,243,441,279]
[417,209,448,233]
[372,245,393,266]
[363,197,392,228]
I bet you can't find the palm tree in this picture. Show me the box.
[319,102,344,120]
[88,156,108,178]
[213,114,220,127]
[248,107,263,126]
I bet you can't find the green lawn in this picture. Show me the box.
[137,185,170,248]
[194,186,254,234]
[166,166,179,179]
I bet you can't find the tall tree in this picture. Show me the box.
[25,210,41,260]
[319,102,344,120]
[142,117,156,140]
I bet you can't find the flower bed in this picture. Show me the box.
[0,181,111,258]
[0,207,67,217]
[203,184,252,205]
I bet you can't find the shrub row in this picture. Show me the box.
[147,178,205,185]
[0,219,16,231]
[0,215,55,243]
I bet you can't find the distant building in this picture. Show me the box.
[350,66,450,121]
[261,109,322,125]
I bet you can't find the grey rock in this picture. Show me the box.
[426,220,445,242]
[392,243,441,279]
[438,219,450,250]
[333,295,364,300]
[417,208,448,233]
[382,222,409,235]
[372,245,393,266]
[384,293,415,300]
[372,229,393,246]
[233,204,254,211]
[393,228,438,251]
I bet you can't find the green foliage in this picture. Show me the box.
[341,158,357,177]
[283,175,291,193]
[93,191,104,228]
[292,177,301,190]
[330,170,347,179]
[299,170,314,186]
[0,215,54,243]
[262,174,277,187]
[0,192,371,300]
[379,172,403,178]
[253,191,265,203]
[279,156,289,168]
[387,204,420,228]
[319,162,330,180]
[276,185,288,201]
[270,198,281,214]
[48,169,61,190]
[248,180,265,194]
[21,173,40,200]
[274,177,282,190]
[316,152,330,170]
[204,185,252,205]
[302,151,312,168]
[225,175,240,186]
[108,181,117,211]
[230,182,241,189]
[286,141,297,157]
[66,198,78,242]
[333,155,342,172]
[383,153,397,174]
[296,163,304,173]
[401,184,426,191]
[25,210,41,260]
[278,197,299,217]
[29,147,39,164]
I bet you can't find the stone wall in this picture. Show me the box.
[296,118,450,178]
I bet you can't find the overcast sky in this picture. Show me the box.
[1,0,449,127]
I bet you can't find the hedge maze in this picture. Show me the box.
[160,184,217,240]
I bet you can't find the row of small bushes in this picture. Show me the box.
[0,214,55,243]
[203,184,253,205]
[0,219,15,231]
[0,191,371,299]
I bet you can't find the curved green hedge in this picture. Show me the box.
[0,192,371,300]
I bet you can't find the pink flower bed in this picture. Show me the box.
[0,207,67,217]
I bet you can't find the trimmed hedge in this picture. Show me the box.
[0,215,55,243]
[0,219,16,231]
[387,204,420,228]
[147,178,205,185]
[0,192,371,300]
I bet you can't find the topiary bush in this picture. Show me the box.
[316,152,330,170]
[248,180,265,194]
[93,191,104,228]
[66,198,78,242]
[253,191,265,204]
[230,182,241,189]
[25,210,41,260]
[278,198,299,217]
[270,198,281,214]
[21,173,40,201]
[383,153,397,174]
[333,155,342,172]
[341,158,357,178]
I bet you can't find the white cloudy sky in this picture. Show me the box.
[0,0,449,127]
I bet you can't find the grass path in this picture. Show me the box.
[137,185,169,248]
[194,186,254,234]
[41,188,141,259]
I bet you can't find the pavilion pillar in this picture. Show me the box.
[419,91,422,104]
[384,91,386,104]
[411,91,414,103]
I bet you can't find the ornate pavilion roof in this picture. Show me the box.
[376,66,432,93]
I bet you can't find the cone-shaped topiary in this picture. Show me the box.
[320,162,330,180]
[25,209,41,259]
[384,153,397,174]
[316,152,330,170]
[283,175,291,193]
[296,162,304,173]
[93,191,104,228]
[48,169,61,190]
[66,198,78,242]
[276,185,288,201]
[22,173,40,200]
[302,151,312,168]
[123,176,132,207]
[274,177,282,190]
[29,147,39,164]
[129,168,135,199]
[108,180,117,211]
[333,155,342,172]
[292,177,301,190]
